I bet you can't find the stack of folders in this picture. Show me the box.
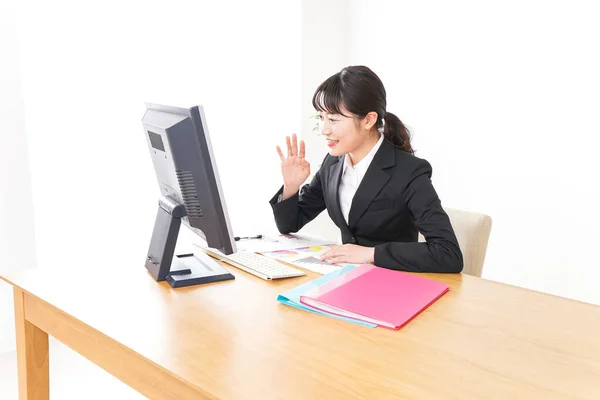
[277,264,449,330]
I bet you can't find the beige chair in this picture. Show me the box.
[418,208,492,277]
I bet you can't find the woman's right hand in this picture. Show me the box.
[276,133,311,199]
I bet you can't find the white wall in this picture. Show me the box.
[344,0,600,304]
[0,0,301,356]
[4,0,598,362]
[299,0,350,242]
[14,0,301,275]
[0,1,38,354]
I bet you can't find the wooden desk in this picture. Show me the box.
[2,263,600,400]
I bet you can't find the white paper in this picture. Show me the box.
[235,233,334,253]
[193,232,350,275]
[259,244,359,275]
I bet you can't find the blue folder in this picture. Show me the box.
[276,265,377,328]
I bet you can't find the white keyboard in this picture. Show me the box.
[201,248,306,280]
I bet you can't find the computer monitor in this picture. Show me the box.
[142,103,237,288]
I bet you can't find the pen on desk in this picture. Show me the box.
[234,234,263,241]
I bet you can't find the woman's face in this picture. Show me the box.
[318,107,366,157]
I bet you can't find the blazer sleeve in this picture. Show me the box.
[268,158,327,234]
[373,160,464,273]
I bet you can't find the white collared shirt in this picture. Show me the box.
[339,133,384,224]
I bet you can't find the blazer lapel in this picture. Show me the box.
[347,139,396,229]
[327,157,351,231]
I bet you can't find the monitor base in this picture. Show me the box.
[166,252,235,288]
[145,198,234,288]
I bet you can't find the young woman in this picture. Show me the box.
[270,66,463,273]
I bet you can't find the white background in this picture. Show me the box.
[1,0,301,353]
[2,0,600,355]
[0,0,37,354]
[342,0,600,304]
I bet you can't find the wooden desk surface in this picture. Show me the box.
[3,263,600,399]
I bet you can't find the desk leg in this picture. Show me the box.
[14,288,49,400]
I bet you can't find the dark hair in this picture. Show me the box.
[311,65,414,155]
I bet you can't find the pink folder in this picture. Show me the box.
[300,264,449,330]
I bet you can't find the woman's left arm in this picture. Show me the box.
[373,159,464,273]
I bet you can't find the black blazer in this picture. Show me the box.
[269,139,463,273]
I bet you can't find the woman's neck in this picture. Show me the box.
[348,132,381,167]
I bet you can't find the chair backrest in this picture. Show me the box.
[418,208,492,277]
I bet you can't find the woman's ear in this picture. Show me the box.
[363,111,379,131]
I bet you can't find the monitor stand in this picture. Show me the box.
[144,197,234,288]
